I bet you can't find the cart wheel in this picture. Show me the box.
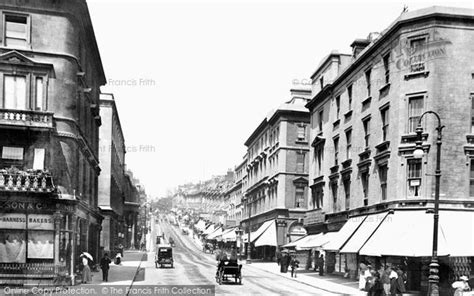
[171,263,174,268]
[239,275,242,285]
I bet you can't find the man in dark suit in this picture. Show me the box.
[100,253,112,282]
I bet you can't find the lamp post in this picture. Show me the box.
[413,110,444,296]
[235,228,243,260]
[243,195,251,264]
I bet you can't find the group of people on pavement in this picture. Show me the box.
[80,252,117,283]
[276,250,300,278]
[358,262,407,296]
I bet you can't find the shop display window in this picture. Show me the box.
[0,231,26,263]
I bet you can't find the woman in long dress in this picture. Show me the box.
[82,256,92,283]
[359,262,368,290]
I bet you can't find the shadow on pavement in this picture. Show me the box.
[133,268,145,282]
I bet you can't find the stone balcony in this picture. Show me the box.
[0,109,54,130]
[0,168,55,193]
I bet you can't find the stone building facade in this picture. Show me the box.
[0,0,105,285]
[123,170,140,250]
[224,159,247,227]
[241,88,311,260]
[98,93,126,255]
[304,7,474,293]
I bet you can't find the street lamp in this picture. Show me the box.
[243,195,251,264]
[413,110,444,296]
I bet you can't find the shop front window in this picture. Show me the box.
[0,230,26,263]
[27,231,53,259]
[0,213,54,265]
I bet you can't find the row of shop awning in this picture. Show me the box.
[283,210,474,257]
[284,232,336,250]
[243,220,277,246]
[206,227,223,240]
[193,218,240,242]
[205,226,240,242]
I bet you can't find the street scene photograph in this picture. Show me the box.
[0,0,473,295]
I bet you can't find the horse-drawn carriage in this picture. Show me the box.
[155,245,174,268]
[215,260,242,285]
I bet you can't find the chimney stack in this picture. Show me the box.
[350,38,370,60]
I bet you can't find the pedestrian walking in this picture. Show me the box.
[318,254,325,276]
[359,262,369,290]
[452,275,471,296]
[276,248,282,266]
[381,266,391,295]
[369,269,384,296]
[280,253,287,273]
[389,266,400,296]
[100,253,111,282]
[313,250,318,271]
[285,253,291,272]
[393,267,407,295]
[364,265,375,292]
[114,252,122,265]
[81,256,92,283]
[290,255,300,278]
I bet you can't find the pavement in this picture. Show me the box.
[85,250,147,286]
[245,262,366,296]
[189,231,367,296]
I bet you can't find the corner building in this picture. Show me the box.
[304,7,474,294]
[0,0,105,285]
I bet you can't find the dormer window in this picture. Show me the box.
[4,14,29,48]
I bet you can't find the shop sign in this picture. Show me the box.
[28,214,54,230]
[0,201,46,211]
[0,213,26,229]
[290,225,307,236]
[0,213,54,230]
[0,200,74,213]
[305,210,325,226]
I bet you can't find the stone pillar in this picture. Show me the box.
[53,211,62,267]
[85,216,90,253]
[70,215,77,284]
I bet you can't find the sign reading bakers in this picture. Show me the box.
[28,214,54,230]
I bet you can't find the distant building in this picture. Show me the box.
[98,93,127,254]
[123,170,140,249]
[0,0,105,285]
[224,158,247,227]
[305,6,474,293]
[241,88,311,260]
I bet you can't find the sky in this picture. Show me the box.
[86,0,472,199]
